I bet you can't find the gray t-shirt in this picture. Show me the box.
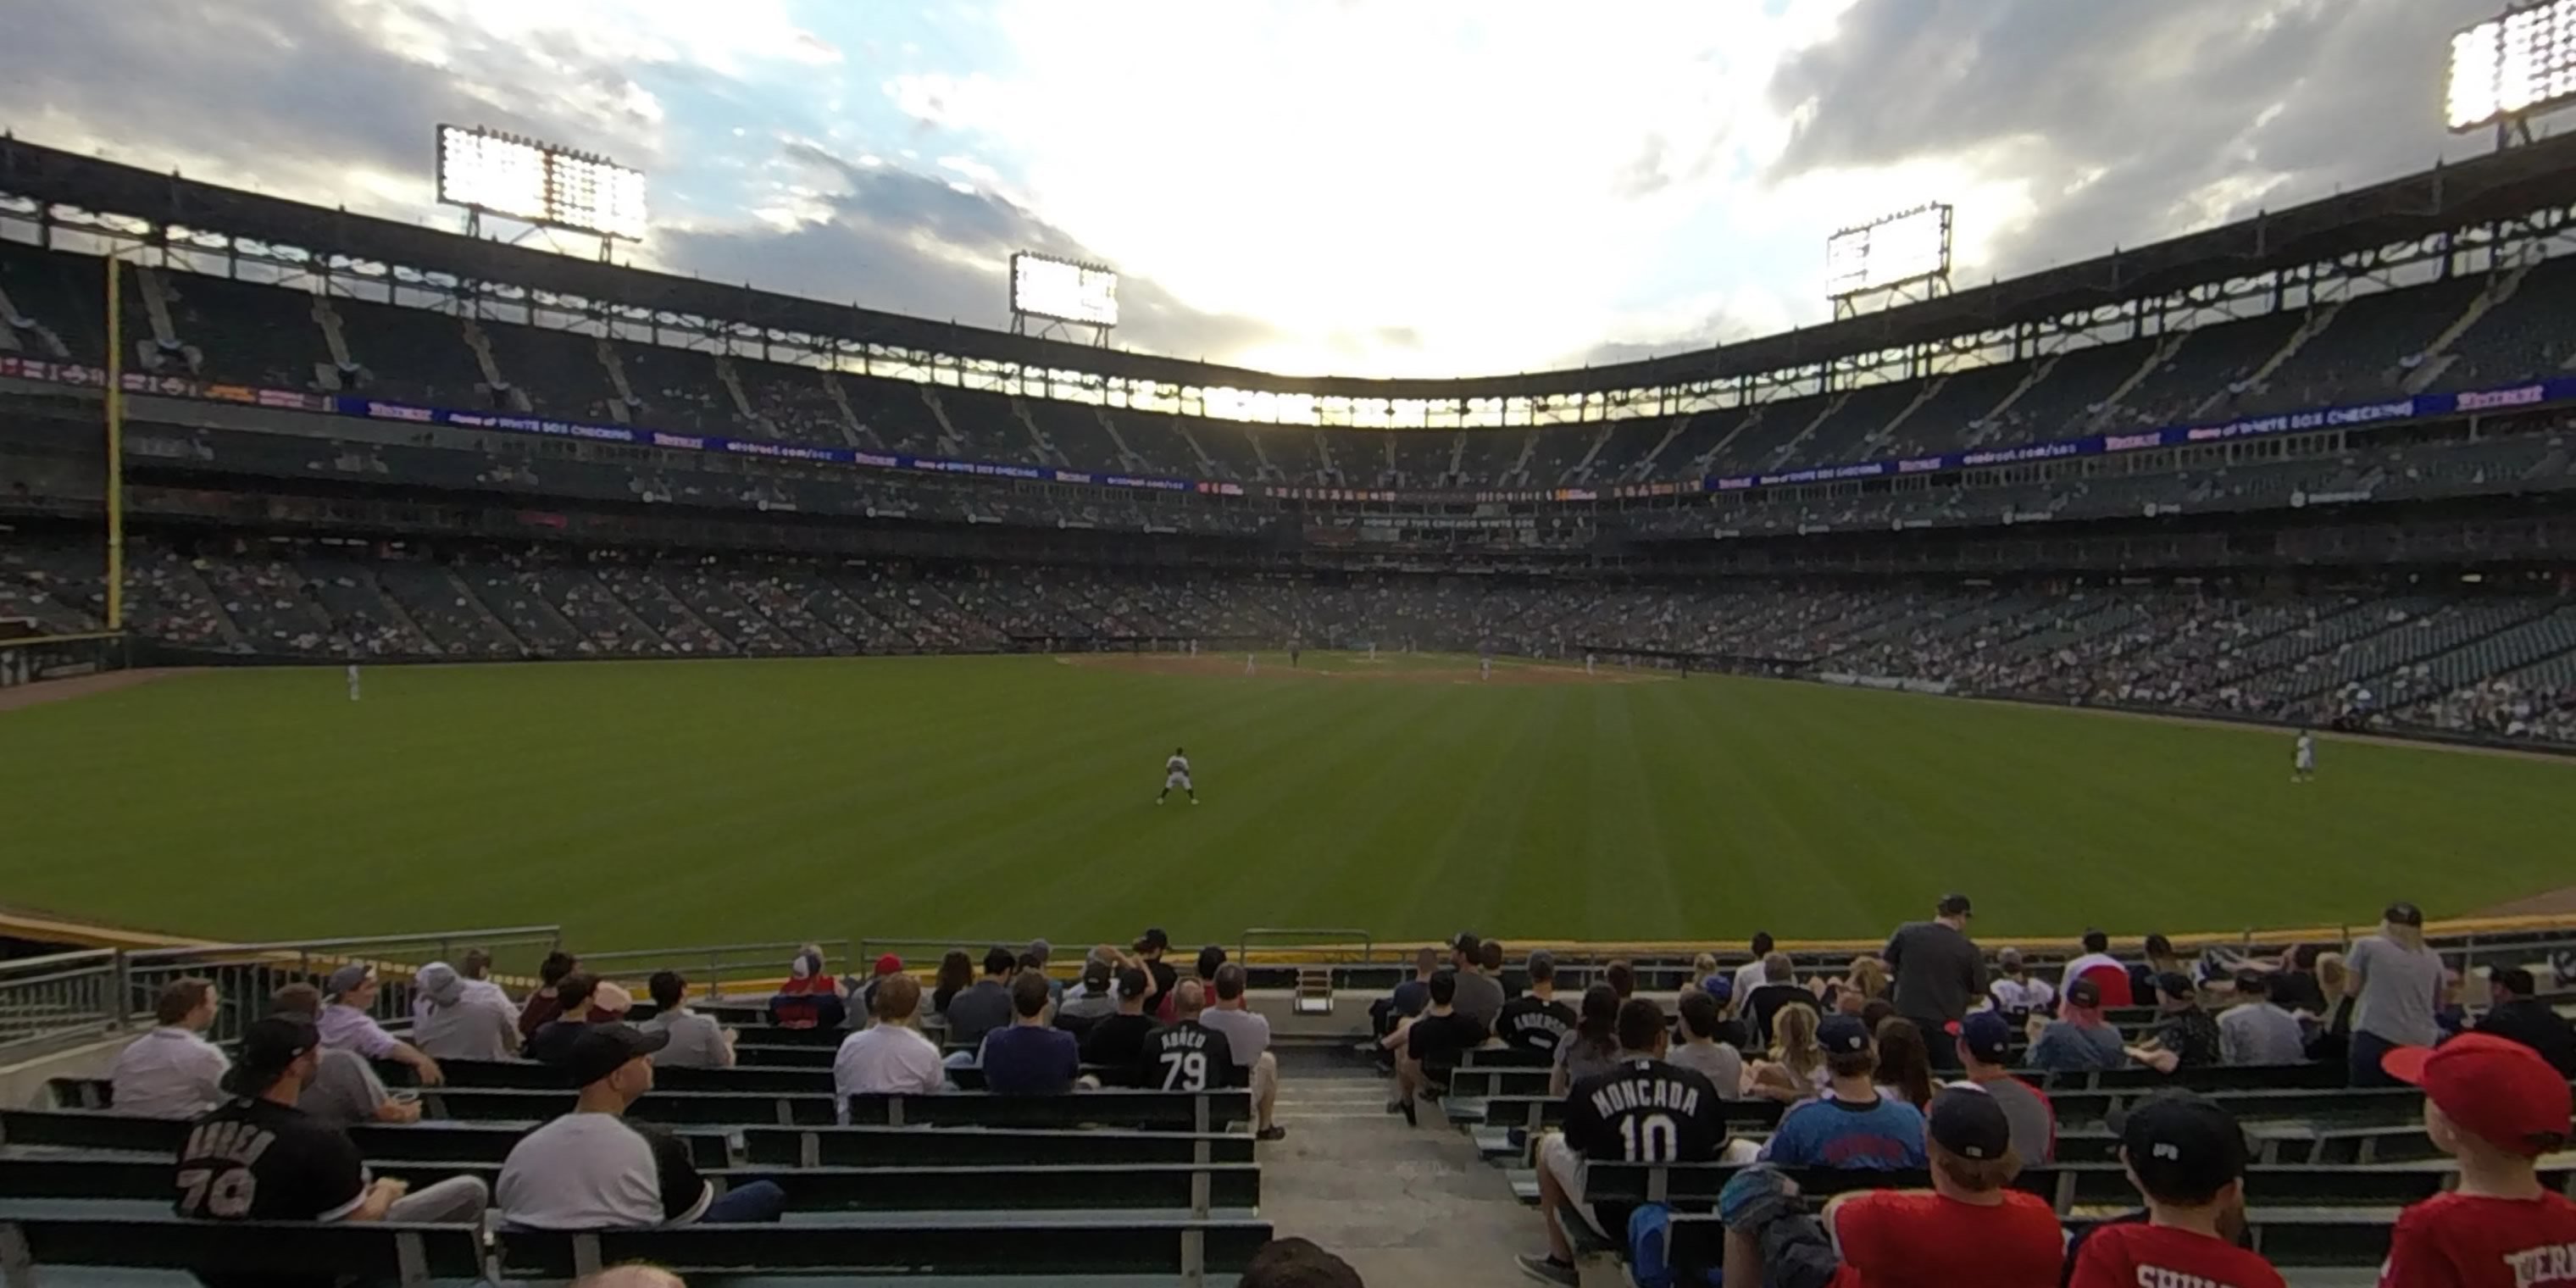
[1553,1035,1624,1087]
[1197,1006,1270,1067]
[298,1048,389,1126]
[945,980,1013,1048]
[639,1009,731,1069]
[1450,970,1506,1030]
[2347,935,2443,1047]
[1883,920,1985,1024]
[1958,1074,2055,1164]
[415,996,522,1063]
[2218,1002,2308,1066]
[497,1113,712,1230]
[1667,1041,1745,1097]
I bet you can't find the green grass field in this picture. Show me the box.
[3,652,2571,952]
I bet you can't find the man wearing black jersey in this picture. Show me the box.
[1496,950,1578,1057]
[1517,998,1730,1287]
[1139,980,1237,1093]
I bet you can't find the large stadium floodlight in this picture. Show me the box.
[2448,1,2576,142]
[1824,203,1953,319]
[436,125,647,247]
[1009,252,1119,346]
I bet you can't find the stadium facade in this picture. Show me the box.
[2,135,2573,747]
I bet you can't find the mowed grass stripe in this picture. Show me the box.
[2,658,2570,947]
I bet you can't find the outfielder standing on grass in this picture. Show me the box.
[1158,747,1199,806]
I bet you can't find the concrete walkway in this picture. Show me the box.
[1259,1048,1535,1287]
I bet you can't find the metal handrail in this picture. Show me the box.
[578,940,852,1001]
[1239,928,1377,967]
[0,948,122,1058]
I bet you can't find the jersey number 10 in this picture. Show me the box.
[1618,1113,1681,1163]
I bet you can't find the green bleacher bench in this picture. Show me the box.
[0,1153,1260,1216]
[6,1106,733,1168]
[0,1208,484,1288]
[737,1124,1256,1169]
[496,1213,1276,1281]
[843,1089,1249,1132]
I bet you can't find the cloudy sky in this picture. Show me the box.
[0,0,2513,378]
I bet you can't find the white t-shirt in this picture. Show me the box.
[639,1009,732,1069]
[834,1023,947,1115]
[1198,1006,1271,1067]
[497,1113,713,1230]
[415,996,523,1063]
[1988,976,2057,1016]
[108,1026,230,1119]
[1732,959,1768,1007]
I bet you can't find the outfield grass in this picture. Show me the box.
[3,653,2570,951]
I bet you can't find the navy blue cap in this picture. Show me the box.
[1818,1013,1872,1055]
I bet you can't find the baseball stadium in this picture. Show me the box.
[5,5,2576,1286]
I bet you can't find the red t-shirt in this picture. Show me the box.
[2068,1221,2286,1288]
[1829,1190,2064,1288]
[2380,1191,2576,1288]
[2078,963,2133,1009]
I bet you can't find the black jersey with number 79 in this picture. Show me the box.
[1139,1019,1238,1092]
[1563,1057,1729,1163]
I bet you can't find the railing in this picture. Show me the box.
[0,950,119,1059]
[1238,928,1377,967]
[121,926,562,1045]
[575,940,850,1001]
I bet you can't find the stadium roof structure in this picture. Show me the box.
[6,132,2576,401]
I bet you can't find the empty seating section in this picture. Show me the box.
[616,343,733,436]
[158,272,329,388]
[1772,380,1919,468]
[2441,256,2576,387]
[2240,278,2478,414]
[331,296,490,407]
[1585,417,1679,481]
[1984,342,2140,445]
[842,376,944,455]
[1103,409,1201,477]
[1453,428,1523,485]
[487,323,620,421]
[1881,363,2027,459]
[2115,314,2305,428]
[732,356,846,441]
[0,241,105,360]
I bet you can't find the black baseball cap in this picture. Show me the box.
[1927,1087,2012,1161]
[1134,928,1170,952]
[1936,893,1973,918]
[2115,1093,2248,1204]
[1818,1013,1872,1055]
[2384,902,2424,928]
[1952,1012,2014,1064]
[226,1015,320,1094]
[2065,977,2103,1008]
[2491,966,2538,997]
[564,1023,669,1086]
[2153,972,2196,1002]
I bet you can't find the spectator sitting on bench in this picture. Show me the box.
[1740,951,1812,1049]
[1057,956,1120,1031]
[768,944,845,1031]
[1730,932,1774,1011]
[1372,947,1441,1052]
[1386,969,1485,1125]
[318,964,443,1087]
[498,1024,786,1228]
[2125,973,2219,1074]
[2026,976,2125,1073]
[1449,933,1505,1029]
[2063,1092,2286,1288]
[519,951,581,1041]
[2473,966,2576,1077]
[414,961,523,1063]
[1482,939,1518,1002]
[178,1015,488,1256]
[1951,1011,2055,1164]
[835,974,946,1111]
[980,971,1080,1095]
[1081,967,1160,1084]
[1142,979,1237,1093]
[1757,1014,1926,1170]
[1024,939,1064,1004]
[1720,1088,2060,1288]
[526,974,603,1067]
[637,971,735,1069]
[946,947,1018,1055]
[1670,988,1746,1096]
[1872,1015,1936,1113]
[1201,963,1285,1141]
[2379,1032,2576,1284]
[270,984,419,1126]
[852,953,905,1024]
[1516,997,1738,1288]
[1552,984,1624,1097]
[930,950,974,1019]
[456,947,516,1011]
[1746,1001,1827,1103]
[1985,947,2053,1022]
[2218,970,2306,1067]
[1496,949,1577,1058]
[111,976,227,1119]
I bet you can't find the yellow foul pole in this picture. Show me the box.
[104,255,125,632]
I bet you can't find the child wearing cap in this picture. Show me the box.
[1756,1014,1929,1171]
[2064,1092,2287,1288]
[1719,1089,2061,1288]
[2378,1033,2576,1287]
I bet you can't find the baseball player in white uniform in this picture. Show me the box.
[347,663,362,702]
[2293,730,2316,783]
[1158,747,1199,806]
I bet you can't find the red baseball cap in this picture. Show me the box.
[873,954,903,975]
[2382,1033,2573,1157]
